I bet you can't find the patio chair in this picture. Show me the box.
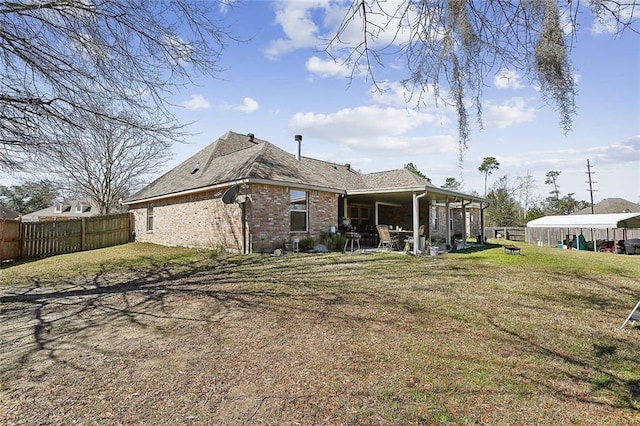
[377,224,399,250]
[403,225,425,252]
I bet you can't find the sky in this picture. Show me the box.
[4,1,640,206]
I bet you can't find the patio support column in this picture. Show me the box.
[462,200,468,247]
[413,191,428,254]
[480,202,486,244]
[342,196,348,222]
[445,199,452,247]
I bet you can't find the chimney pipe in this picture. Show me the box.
[294,134,302,160]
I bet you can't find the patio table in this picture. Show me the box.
[389,229,414,251]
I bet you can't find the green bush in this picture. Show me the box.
[319,231,347,252]
[298,236,316,252]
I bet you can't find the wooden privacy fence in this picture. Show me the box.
[0,213,132,262]
[0,219,21,262]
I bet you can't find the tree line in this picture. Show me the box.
[406,158,591,228]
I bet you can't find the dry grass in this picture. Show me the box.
[1,242,639,425]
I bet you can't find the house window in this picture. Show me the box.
[147,205,154,232]
[75,204,83,213]
[54,204,63,213]
[432,206,439,230]
[349,205,370,228]
[290,189,307,232]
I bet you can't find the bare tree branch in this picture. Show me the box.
[1,0,233,170]
[327,1,638,154]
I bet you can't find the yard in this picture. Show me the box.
[1,242,639,425]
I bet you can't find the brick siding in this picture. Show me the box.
[130,183,338,253]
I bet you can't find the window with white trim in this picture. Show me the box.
[290,189,307,232]
[432,206,439,230]
[147,205,154,232]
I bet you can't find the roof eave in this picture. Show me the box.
[347,185,490,203]
[124,177,345,205]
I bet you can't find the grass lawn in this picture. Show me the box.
[1,241,639,424]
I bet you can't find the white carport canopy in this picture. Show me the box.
[526,213,640,229]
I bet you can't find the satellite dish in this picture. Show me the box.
[222,185,239,204]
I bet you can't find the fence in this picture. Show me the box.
[0,213,132,262]
[0,219,21,262]
[485,227,526,242]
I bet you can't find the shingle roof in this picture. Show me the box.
[573,198,640,215]
[356,169,431,190]
[0,205,19,219]
[126,131,431,203]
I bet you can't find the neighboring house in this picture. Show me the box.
[124,131,489,253]
[20,200,100,222]
[1,205,20,220]
[572,198,640,215]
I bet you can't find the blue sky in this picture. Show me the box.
[166,1,639,205]
[4,1,639,206]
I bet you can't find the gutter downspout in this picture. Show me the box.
[446,198,452,248]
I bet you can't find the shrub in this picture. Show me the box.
[298,237,316,252]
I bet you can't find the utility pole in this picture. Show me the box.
[586,159,597,214]
[586,159,598,251]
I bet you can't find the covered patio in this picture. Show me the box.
[338,185,490,255]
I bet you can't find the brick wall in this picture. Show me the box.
[130,189,244,251]
[246,184,337,252]
[130,183,339,253]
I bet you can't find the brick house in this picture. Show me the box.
[125,131,489,253]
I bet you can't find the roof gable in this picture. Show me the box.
[1,205,20,219]
[126,130,480,204]
[127,131,368,202]
[573,198,640,215]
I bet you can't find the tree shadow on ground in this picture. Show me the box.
[0,253,411,379]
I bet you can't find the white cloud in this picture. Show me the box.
[221,97,260,113]
[589,3,635,35]
[585,135,640,164]
[289,105,456,154]
[494,69,524,90]
[235,97,259,113]
[265,1,415,59]
[483,97,536,128]
[264,1,323,59]
[181,94,211,110]
[305,56,353,78]
[371,81,451,115]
